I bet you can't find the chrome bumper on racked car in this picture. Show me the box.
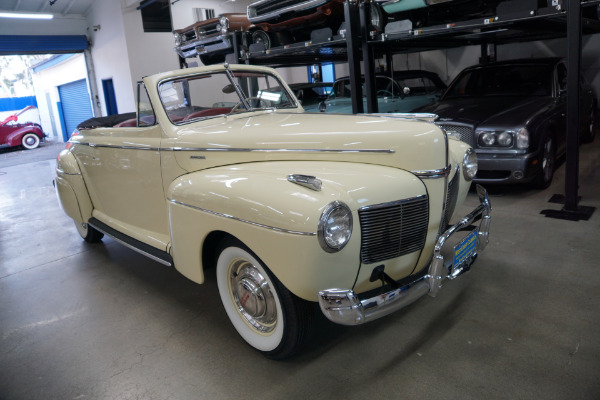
[318,184,492,326]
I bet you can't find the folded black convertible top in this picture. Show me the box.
[77,112,136,130]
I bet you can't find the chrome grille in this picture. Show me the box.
[197,23,220,38]
[255,0,302,16]
[442,170,459,228]
[358,195,429,264]
[438,123,475,147]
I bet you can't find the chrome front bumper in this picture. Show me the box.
[318,184,492,326]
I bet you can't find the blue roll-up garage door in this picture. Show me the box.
[58,79,93,140]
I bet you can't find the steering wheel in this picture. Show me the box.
[231,97,269,113]
[377,90,394,97]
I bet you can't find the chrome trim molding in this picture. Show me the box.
[69,141,395,155]
[88,223,173,267]
[166,147,395,154]
[318,185,492,326]
[169,199,316,236]
[412,165,452,179]
[68,141,161,151]
[55,168,80,176]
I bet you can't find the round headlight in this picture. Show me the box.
[497,131,513,146]
[463,148,478,181]
[318,201,353,253]
[480,131,496,146]
[516,128,529,149]
[220,16,229,28]
[216,24,222,32]
[173,32,182,46]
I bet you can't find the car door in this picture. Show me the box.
[74,83,170,250]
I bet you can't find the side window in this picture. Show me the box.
[137,82,156,127]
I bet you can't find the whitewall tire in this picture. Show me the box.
[216,238,315,359]
[21,133,40,150]
[75,221,104,243]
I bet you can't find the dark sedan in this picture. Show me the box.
[418,58,598,188]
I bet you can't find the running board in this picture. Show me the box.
[88,218,174,267]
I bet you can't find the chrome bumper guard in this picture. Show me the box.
[318,184,492,326]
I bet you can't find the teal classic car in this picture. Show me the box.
[315,70,447,114]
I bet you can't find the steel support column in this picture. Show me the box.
[344,1,363,114]
[360,2,378,113]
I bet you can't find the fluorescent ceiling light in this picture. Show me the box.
[0,12,54,20]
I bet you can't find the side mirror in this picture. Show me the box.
[222,84,236,94]
[319,101,327,113]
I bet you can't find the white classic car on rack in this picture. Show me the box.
[55,64,491,359]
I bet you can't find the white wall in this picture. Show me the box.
[86,0,136,115]
[0,15,87,35]
[31,54,89,141]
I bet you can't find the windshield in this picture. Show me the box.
[158,69,297,124]
[445,65,553,98]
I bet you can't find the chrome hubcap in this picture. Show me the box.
[229,259,277,333]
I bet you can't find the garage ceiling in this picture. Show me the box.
[0,0,95,16]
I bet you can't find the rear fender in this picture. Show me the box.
[55,150,93,224]
[6,126,43,147]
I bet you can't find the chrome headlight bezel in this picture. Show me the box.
[463,148,478,181]
[476,129,520,148]
[318,201,353,253]
[173,31,183,46]
[219,16,229,33]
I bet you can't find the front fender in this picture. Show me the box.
[168,161,428,301]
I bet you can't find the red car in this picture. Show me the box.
[0,106,45,150]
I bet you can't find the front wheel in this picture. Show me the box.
[216,238,314,359]
[75,221,104,243]
[532,135,555,189]
[21,133,40,150]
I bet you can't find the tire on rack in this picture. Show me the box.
[199,53,225,66]
[532,134,556,189]
[216,237,315,359]
[21,133,41,150]
[250,30,272,50]
[75,221,104,243]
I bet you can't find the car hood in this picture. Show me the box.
[419,96,552,127]
[172,111,448,174]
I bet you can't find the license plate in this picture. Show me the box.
[454,228,478,267]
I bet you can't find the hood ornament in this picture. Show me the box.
[288,174,322,191]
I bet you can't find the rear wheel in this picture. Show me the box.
[216,238,314,359]
[21,133,40,150]
[75,221,104,243]
[533,135,555,189]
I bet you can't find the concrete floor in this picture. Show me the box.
[1,139,599,400]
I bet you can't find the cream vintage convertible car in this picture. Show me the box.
[55,64,491,359]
